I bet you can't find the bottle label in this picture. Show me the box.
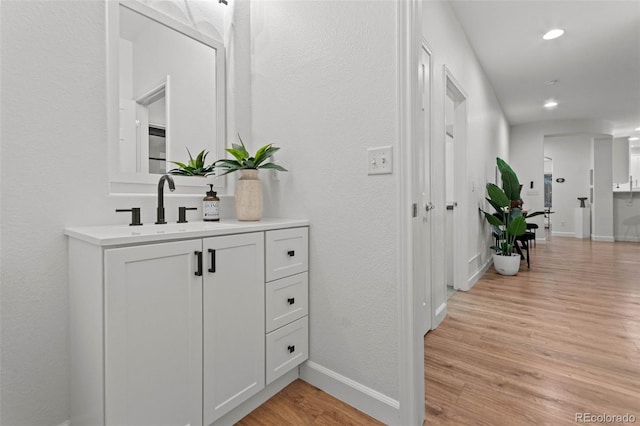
[203,201,220,220]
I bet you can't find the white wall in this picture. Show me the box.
[511,119,614,240]
[544,134,592,236]
[422,0,510,292]
[613,137,630,186]
[1,2,110,424]
[251,0,401,410]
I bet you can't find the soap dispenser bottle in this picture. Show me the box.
[203,184,220,222]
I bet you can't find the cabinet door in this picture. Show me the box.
[105,240,203,426]
[203,232,265,424]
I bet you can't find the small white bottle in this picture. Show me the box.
[203,184,220,222]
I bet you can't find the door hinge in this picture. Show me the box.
[412,203,418,218]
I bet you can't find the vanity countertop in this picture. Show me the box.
[65,218,309,247]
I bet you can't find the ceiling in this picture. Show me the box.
[448,0,640,138]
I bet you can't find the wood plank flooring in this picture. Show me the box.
[425,237,640,425]
[238,237,640,425]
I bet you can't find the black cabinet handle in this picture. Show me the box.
[287,250,295,257]
[287,297,295,305]
[287,345,295,353]
[208,249,216,273]
[195,251,203,276]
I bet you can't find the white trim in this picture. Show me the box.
[615,235,640,242]
[433,302,448,329]
[592,235,615,242]
[300,362,399,425]
[551,231,575,238]
[467,256,493,291]
[396,0,424,425]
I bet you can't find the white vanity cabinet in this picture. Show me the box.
[66,220,308,426]
[264,228,309,384]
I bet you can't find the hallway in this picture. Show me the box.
[425,237,640,425]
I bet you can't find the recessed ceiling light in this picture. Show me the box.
[543,29,565,40]
[544,100,558,108]
[630,137,640,141]
[635,127,640,131]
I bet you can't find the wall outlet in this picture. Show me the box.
[367,146,393,175]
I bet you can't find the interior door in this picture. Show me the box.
[414,43,433,335]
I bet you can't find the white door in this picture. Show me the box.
[104,240,203,426]
[444,68,468,291]
[203,232,265,424]
[414,43,433,335]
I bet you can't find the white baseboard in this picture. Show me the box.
[433,302,447,328]
[615,235,640,242]
[592,235,615,242]
[552,231,574,237]
[467,256,492,291]
[299,361,399,425]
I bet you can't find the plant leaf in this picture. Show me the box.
[486,183,510,208]
[259,162,288,172]
[497,157,521,201]
[507,215,527,237]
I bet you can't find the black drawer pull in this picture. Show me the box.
[287,250,295,257]
[195,251,203,276]
[287,297,295,305]
[208,249,216,273]
[287,345,295,353]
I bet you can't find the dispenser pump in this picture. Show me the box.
[203,184,220,222]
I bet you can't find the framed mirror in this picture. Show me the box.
[107,0,226,194]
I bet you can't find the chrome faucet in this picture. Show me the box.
[156,174,175,224]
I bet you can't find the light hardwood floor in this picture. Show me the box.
[239,237,640,425]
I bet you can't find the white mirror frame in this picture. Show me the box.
[106,0,227,194]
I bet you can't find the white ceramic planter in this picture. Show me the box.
[492,253,521,276]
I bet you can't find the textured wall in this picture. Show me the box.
[422,0,510,295]
[1,1,109,424]
[251,0,400,400]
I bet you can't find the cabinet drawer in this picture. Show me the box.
[265,316,308,384]
[266,272,308,333]
[265,227,308,282]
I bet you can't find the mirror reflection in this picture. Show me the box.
[117,3,221,177]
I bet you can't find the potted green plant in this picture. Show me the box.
[481,158,527,275]
[213,135,287,221]
[168,148,216,176]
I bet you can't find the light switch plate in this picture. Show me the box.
[367,146,393,175]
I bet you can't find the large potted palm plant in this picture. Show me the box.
[481,158,527,275]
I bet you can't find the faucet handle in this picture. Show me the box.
[177,207,198,223]
[116,208,142,226]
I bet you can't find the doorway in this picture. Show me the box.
[444,67,468,292]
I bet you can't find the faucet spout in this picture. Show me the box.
[156,174,175,224]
